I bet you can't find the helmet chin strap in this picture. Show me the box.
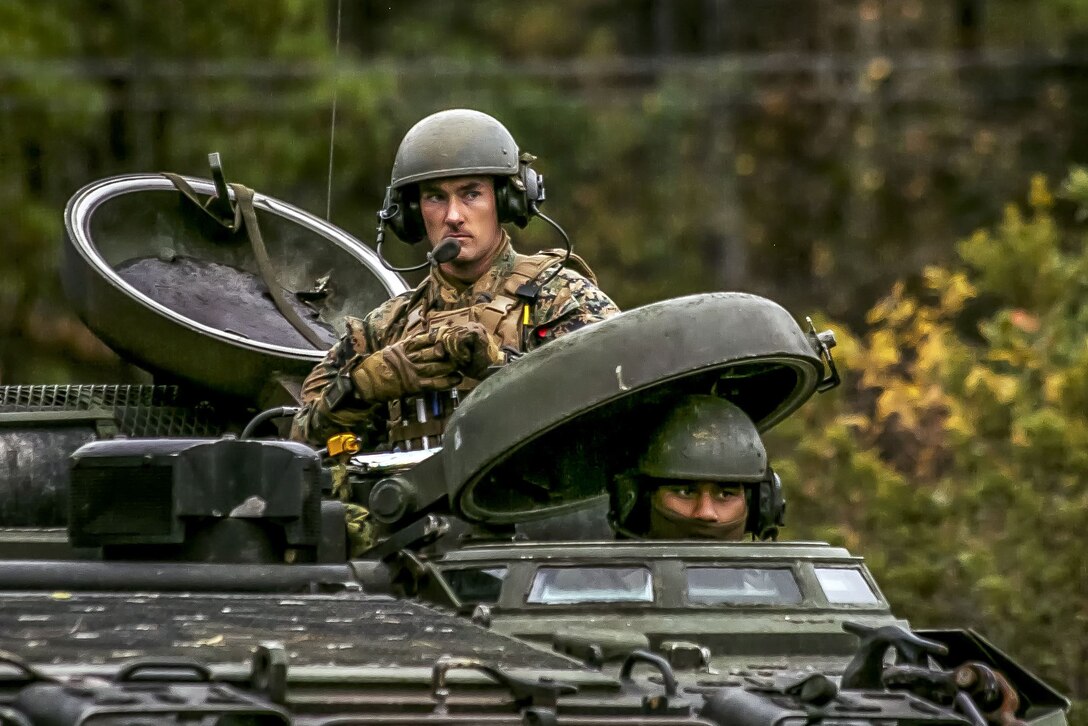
[649,499,748,541]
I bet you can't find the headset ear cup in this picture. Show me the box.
[494,177,513,225]
[384,185,426,244]
[524,167,545,208]
[748,470,785,541]
[403,195,426,243]
[745,485,759,536]
[496,176,530,227]
[496,163,546,228]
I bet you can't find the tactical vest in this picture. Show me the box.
[387,249,596,450]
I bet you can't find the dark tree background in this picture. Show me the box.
[6,0,1088,380]
[1,2,1086,719]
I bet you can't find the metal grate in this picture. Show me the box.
[0,385,225,438]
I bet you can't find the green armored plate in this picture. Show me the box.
[62,173,408,401]
[444,293,827,524]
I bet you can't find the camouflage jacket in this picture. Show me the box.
[291,236,620,448]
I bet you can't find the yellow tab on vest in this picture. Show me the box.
[326,433,361,457]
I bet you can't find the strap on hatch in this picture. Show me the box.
[162,160,327,350]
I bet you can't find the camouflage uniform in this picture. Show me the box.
[292,233,619,449]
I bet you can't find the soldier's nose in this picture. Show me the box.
[692,493,719,521]
[445,200,464,225]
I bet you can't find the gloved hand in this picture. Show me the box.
[435,322,504,379]
[349,329,462,402]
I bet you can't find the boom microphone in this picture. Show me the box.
[376,235,462,273]
[429,237,462,264]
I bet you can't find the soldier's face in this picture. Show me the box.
[419,176,504,281]
[654,482,747,525]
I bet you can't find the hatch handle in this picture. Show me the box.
[115,656,213,683]
[430,656,577,713]
[619,649,678,697]
[841,621,948,689]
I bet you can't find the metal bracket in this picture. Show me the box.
[806,316,842,392]
[0,649,53,684]
[362,513,450,561]
[391,548,462,609]
[660,640,715,674]
[207,152,235,221]
[841,621,949,690]
[430,655,577,717]
[250,642,289,705]
[783,672,840,706]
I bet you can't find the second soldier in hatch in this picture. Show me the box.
[292,109,619,450]
[611,395,785,541]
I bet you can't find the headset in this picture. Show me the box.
[611,467,786,542]
[746,469,786,541]
[378,154,547,245]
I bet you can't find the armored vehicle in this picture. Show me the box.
[425,540,903,673]
[0,164,1070,724]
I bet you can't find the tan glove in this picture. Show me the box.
[435,322,504,379]
[349,329,461,402]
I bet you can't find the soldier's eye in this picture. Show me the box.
[665,486,696,498]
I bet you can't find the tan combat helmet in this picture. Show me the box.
[379,109,544,243]
[391,109,521,188]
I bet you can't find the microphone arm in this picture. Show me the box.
[375,210,462,273]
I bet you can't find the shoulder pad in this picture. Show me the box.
[522,248,599,285]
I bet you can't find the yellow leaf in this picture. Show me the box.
[915,334,948,375]
[866,282,904,325]
[922,266,948,292]
[1030,173,1054,210]
[1043,373,1066,404]
[990,374,1019,404]
[876,388,918,428]
[964,368,985,395]
[945,409,974,437]
[938,272,976,315]
[885,297,916,327]
[868,329,900,369]
[838,414,871,430]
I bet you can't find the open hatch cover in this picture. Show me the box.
[443,292,831,524]
[62,166,408,401]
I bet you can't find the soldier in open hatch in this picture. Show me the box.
[291,109,619,450]
[611,395,785,541]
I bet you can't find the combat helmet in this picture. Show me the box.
[379,109,545,243]
[612,395,785,540]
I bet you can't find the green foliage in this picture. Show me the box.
[768,170,1088,721]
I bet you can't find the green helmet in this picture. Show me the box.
[381,109,544,243]
[612,395,781,540]
[638,395,767,482]
[390,109,520,189]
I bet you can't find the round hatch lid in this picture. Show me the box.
[62,172,408,401]
[444,293,828,524]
